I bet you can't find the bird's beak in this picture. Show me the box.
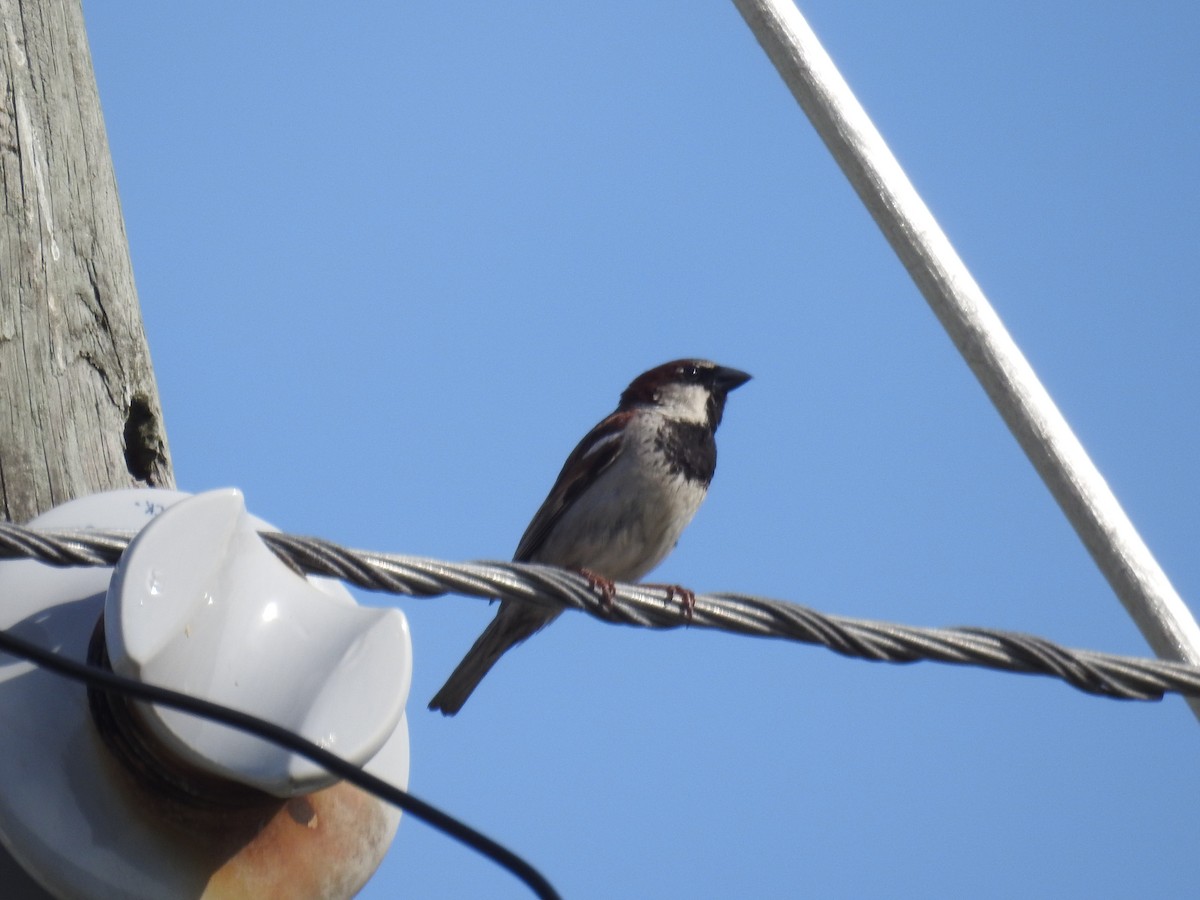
[713,366,752,393]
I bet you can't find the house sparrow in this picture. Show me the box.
[428,359,751,715]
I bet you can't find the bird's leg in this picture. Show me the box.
[578,568,617,611]
[643,583,696,621]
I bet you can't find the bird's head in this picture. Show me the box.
[619,359,751,429]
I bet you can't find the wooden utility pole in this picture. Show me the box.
[1,2,171,894]
[0,0,172,525]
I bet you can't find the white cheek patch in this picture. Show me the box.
[657,383,710,424]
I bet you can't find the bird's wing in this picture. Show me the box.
[513,410,631,562]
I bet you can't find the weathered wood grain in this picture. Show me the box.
[0,0,173,524]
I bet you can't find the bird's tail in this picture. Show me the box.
[428,603,555,716]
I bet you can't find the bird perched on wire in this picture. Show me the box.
[429,358,751,715]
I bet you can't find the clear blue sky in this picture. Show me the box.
[85,3,1199,897]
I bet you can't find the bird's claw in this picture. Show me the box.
[579,568,617,611]
[646,583,696,621]
[669,585,696,620]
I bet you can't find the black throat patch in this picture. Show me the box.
[654,420,717,484]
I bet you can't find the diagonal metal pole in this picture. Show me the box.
[732,0,1200,721]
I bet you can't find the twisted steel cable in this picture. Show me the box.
[3,522,1199,702]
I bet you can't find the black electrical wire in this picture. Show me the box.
[0,627,561,900]
[3,519,1200,897]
